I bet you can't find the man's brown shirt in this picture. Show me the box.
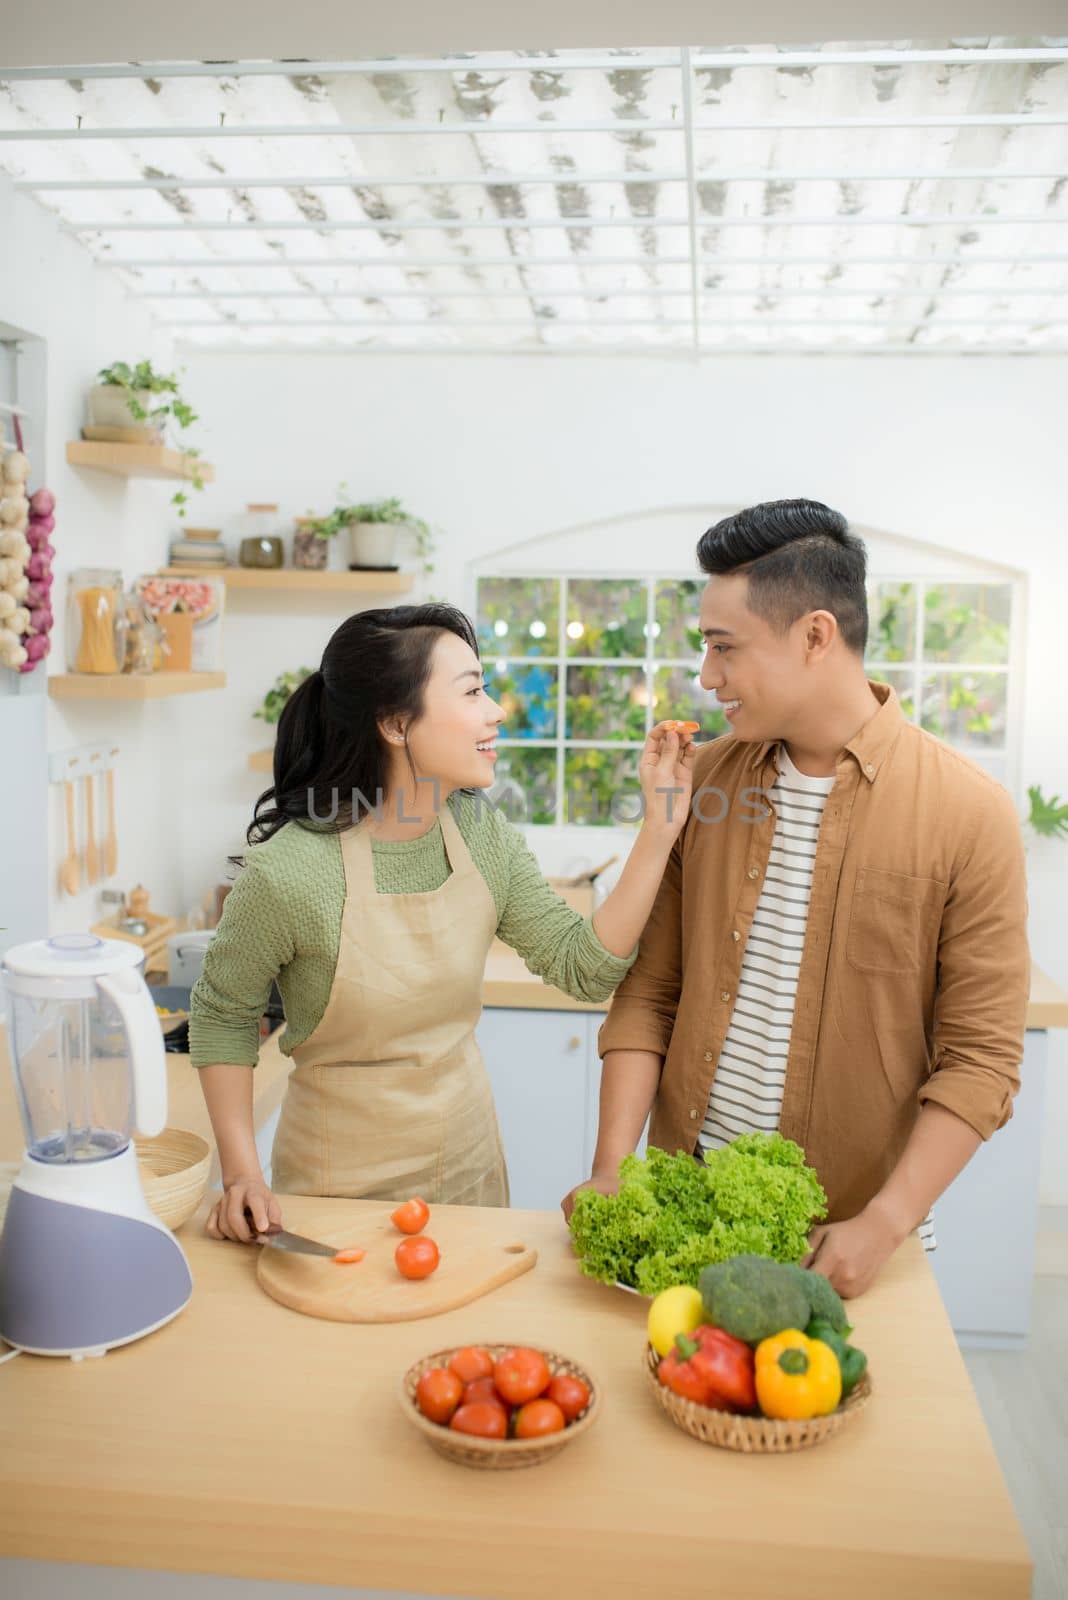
[598,683,1030,1219]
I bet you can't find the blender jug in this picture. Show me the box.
[0,934,191,1358]
[8,934,166,1162]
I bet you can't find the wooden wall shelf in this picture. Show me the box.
[158,567,414,594]
[48,672,226,701]
[66,441,216,483]
[248,748,274,773]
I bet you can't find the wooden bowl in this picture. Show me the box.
[135,1128,211,1231]
[400,1344,600,1470]
[644,1343,872,1453]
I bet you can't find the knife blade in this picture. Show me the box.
[243,1210,337,1257]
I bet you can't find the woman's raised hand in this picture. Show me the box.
[639,721,698,839]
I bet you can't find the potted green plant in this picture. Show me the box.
[309,488,435,573]
[254,667,313,726]
[90,360,204,518]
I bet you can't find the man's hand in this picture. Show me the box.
[801,1201,909,1299]
[560,1172,620,1223]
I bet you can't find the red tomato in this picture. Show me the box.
[395,1236,440,1279]
[514,1399,566,1439]
[461,1377,503,1408]
[449,1402,507,1439]
[390,1197,430,1235]
[332,1247,365,1264]
[415,1367,463,1425]
[546,1374,590,1422]
[493,1347,551,1406]
[448,1346,495,1385]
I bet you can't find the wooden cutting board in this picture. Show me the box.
[256,1199,538,1323]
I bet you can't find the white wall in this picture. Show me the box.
[0,172,196,941]
[179,347,1068,1202]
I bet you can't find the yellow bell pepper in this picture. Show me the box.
[755,1328,842,1420]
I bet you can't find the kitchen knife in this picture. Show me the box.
[244,1210,337,1257]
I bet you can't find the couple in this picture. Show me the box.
[191,498,1029,1300]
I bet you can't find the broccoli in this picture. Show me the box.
[781,1263,851,1333]
[698,1254,811,1345]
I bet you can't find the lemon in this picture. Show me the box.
[647,1284,705,1357]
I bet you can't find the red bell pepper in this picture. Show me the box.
[658,1325,756,1412]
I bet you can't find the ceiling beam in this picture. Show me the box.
[5,112,1066,142]
[17,168,1068,192]
[61,214,1068,232]
[3,47,1068,80]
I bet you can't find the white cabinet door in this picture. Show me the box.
[477,1009,591,1210]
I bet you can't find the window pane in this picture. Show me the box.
[652,665,728,738]
[565,666,649,741]
[867,581,917,663]
[489,747,557,824]
[922,583,1011,664]
[655,577,705,659]
[476,577,559,656]
[869,668,916,721]
[566,578,648,658]
[489,660,558,739]
[920,670,1007,747]
[564,748,643,828]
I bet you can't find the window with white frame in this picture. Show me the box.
[475,572,1020,825]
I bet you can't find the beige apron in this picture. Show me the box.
[271,803,509,1207]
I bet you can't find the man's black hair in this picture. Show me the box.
[696,498,868,655]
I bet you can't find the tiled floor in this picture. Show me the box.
[961,1207,1068,1600]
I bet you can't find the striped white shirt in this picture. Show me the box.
[698,747,936,1252]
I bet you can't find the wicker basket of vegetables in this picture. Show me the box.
[643,1256,872,1454]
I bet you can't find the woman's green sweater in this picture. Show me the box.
[188,793,636,1068]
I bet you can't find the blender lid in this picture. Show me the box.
[2,934,146,981]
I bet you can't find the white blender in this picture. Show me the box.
[0,933,192,1358]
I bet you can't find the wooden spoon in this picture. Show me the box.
[60,780,80,895]
[103,768,118,877]
[84,774,99,886]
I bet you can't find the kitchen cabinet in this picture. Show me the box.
[476,1008,592,1209]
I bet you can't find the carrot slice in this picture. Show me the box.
[333,1247,366,1264]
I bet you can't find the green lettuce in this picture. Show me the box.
[568,1134,828,1295]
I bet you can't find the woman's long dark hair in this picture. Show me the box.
[248,603,480,846]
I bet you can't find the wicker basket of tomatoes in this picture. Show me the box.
[400,1343,599,1470]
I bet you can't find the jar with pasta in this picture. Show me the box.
[66,568,123,674]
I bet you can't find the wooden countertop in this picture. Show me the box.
[0,1192,1030,1597]
[487,948,1068,1025]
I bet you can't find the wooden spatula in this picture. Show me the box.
[103,767,118,877]
[84,774,100,886]
[60,780,80,896]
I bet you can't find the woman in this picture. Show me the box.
[191,604,696,1242]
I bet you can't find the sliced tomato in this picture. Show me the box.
[390,1197,430,1235]
[332,1247,365,1264]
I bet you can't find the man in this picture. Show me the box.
[563,498,1029,1298]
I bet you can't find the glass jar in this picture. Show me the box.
[66,568,123,674]
[234,503,283,568]
[292,516,327,570]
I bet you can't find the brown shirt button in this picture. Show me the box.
[720,991,731,1002]
[704,1049,714,1061]
[732,929,741,941]
[865,762,875,775]
[748,867,759,879]
[689,1109,698,1119]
